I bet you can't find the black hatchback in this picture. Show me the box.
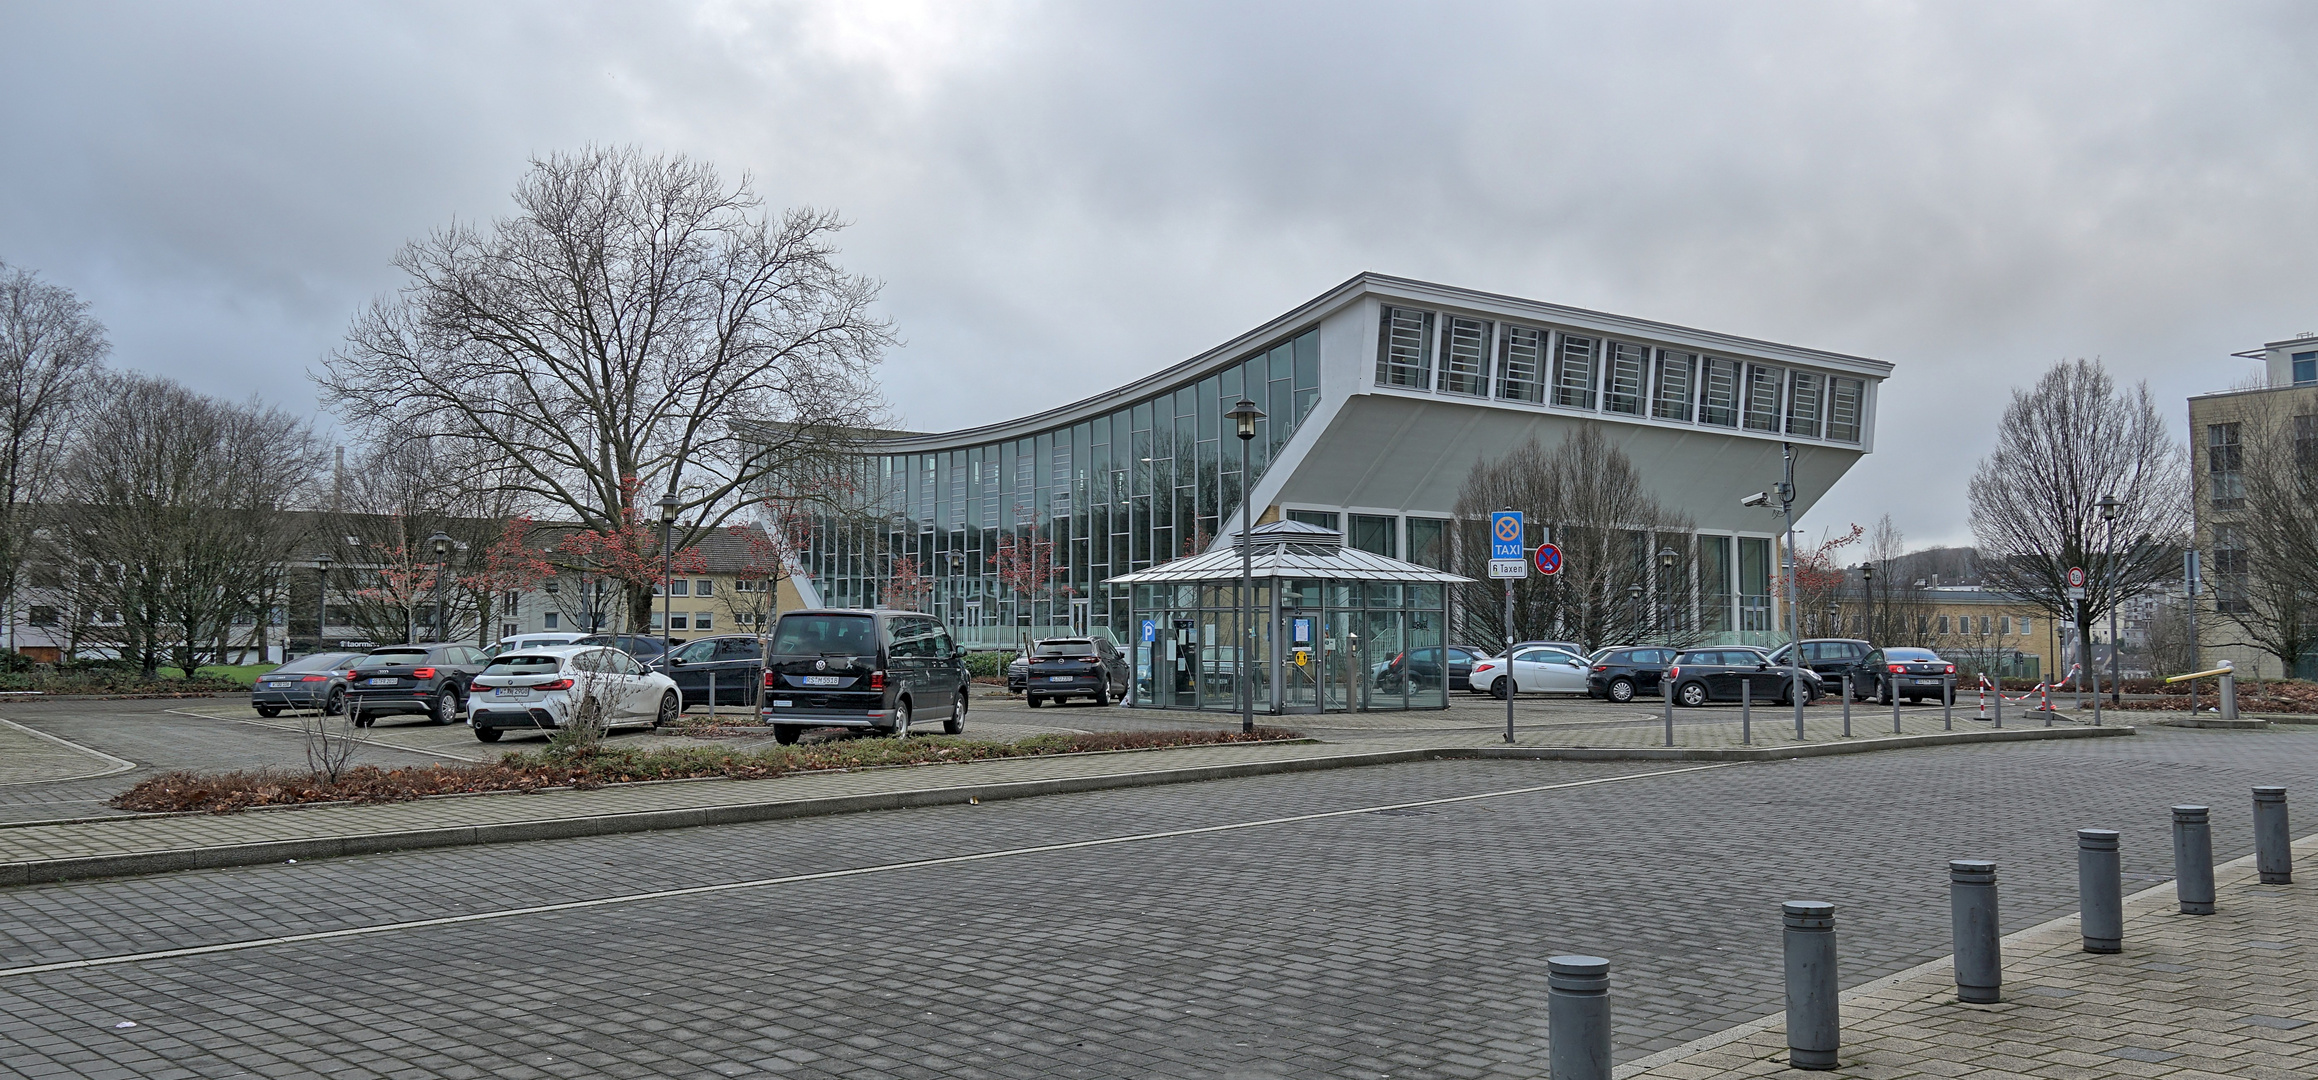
[656,635,766,709]
[1586,647,1679,703]
[759,609,969,744]
[1848,647,1958,705]
[1666,647,1822,707]
[343,643,492,726]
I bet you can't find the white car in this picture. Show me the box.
[1468,647,1592,698]
[488,631,591,658]
[467,646,681,742]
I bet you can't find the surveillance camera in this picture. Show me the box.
[1740,491,1770,507]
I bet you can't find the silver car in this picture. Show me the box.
[466,646,681,743]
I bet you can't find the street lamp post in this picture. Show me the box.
[2098,494,2122,706]
[658,491,682,652]
[1859,562,1874,638]
[1226,397,1266,733]
[1657,547,1679,636]
[428,532,452,642]
[1627,582,1645,641]
[315,552,334,655]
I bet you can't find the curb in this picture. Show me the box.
[0,725,2132,888]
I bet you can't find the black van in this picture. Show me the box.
[759,609,969,744]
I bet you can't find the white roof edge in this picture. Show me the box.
[865,272,1894,454]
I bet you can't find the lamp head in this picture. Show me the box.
[1740,491,1770,508]
[2096,494,2122,522]
[1859,562,1873,582]
[1225,397,1265,441]
[428,531,451,557]
[1657,547,1678,569]
[658,490,681,524]
[316,552,333,572]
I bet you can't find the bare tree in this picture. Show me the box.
[1969,359,2190,699]
[0,262,109,647]
[64,376,323,675]
[1451,427,1707,651]
[2209,390,2318,677]
[321,146,894,632]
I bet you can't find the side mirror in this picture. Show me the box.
[668,656,686,667]
[1757,661,1771,670]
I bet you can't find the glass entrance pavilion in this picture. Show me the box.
[1105,519,1472,714]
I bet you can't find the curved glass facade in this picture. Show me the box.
[795,329,1321,645]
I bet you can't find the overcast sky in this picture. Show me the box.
[3,1,2313,548]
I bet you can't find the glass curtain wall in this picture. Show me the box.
[791,330,1321,646]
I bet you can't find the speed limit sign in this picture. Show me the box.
[2067,566,2086,589]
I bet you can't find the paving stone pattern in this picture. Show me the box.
[0,726,2311,1078]
[1624,837,2318,1079]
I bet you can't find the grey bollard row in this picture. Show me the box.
[2254,787,2291,885]
[2077,829,2122,954]
[1783,901,1839,1070]
[1741,678,1752,744]
[1949,860,2002,1003]
[1547,954,1612,1080]
[2172,805,2215,915]
[1663,677,1674,747]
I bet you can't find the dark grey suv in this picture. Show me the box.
[759,609,969,744]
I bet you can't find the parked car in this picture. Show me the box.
[1848,647,1959,705]
[1467,646,1591,697]
[1480,640,1587,661]
[759,609,969,745]
[1765,639,1875,683]
[1023,637,1128,707]
[1375,645,1487,693]
[343,643,494,726]
[488,631,591,658]
[1665,647,1822,707]
[1586,647,1681,703]
[655,634,766,709]
[1006,652,1031,693]
[575,633,674,663]
[249,651,364,717]
[467,645,681,743]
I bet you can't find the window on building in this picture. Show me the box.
[1554,334,1598,409]
[1979,616,1991,636]
[667,579,689,597]
[1603,341,1647,415]
[695,612,712,630]
[2213,523,2250,613]
[1348,514,1397,558]
[1999,616,2011,635]
[667,614,687,630]
[1497,325,1546,403]
[27,606,57,627]
[695,579,713,596]
[1785,371,1823,438]
[1737,537,1772,631]
[1440,316,1490,396]
[2296,350,2317,386]
[2019,617,2032,636]
[544,579,561,594]
[1286,509,1340,531]
[2296,414,2317,472]
[1699,357,1741,427]
[2207,423,2244,509]
[543,612,558,629]
[1743,364,1783,432]
[1700,535,1732,632]
[1652,350,1695,421]
[1826,377,1864,443]
[1377,306,1433,388]
[1937,615,1950,634]
[1405,517,1449,570]
[1917,615,1929,635]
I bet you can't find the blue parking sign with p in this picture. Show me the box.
[1490,510,1524,561]
[1141,618,1157,643]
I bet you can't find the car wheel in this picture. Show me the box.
[1906,696,1923,705]
[1026,693,1041,708]
[945,690,967,735]
[255,705,281,718]
[1607,678,1635,704]
[773,724,803,745]
[1677,681,1709,708]
[1490,678,1518,700]
[323,688,345,716]
[352,708,374,729]
[655,690,680,728]
[1879,681,1895,706]
[1093,680,1111,707]
[432,690,459,725]
[890,698,911,738]
[474,726,501,743]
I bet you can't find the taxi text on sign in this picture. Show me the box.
[1489,510,1527,580]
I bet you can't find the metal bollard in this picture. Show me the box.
[1663,677,1674,747]
[1942,675,1953,730]
[1741,678,1752,745]
[1892,677,1902,734]
[2077,829,2122,953]
[1783,901,1840,1070]
[1840,674,1852,737]
[708,671,716,723]
[1546,954,1612,1080]
[2219,662,2239,722]
[2254,787,2291,885]
[2172,805,2215,915]
[1949,860,2002,1004]
[1993,679,2003,728]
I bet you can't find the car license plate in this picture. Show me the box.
[770,700,794,708]
[363,678,398,686]
[801,675,840,687]
[1048,675,1073,682]
[494,688,533,699]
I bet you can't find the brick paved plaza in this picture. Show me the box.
[0,703,2311,1078]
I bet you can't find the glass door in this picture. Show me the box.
[1278,611,1321,712]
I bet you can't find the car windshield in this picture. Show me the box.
[483,655,566,676]
[1887,648,1942,661]
[274,653,354,674]
[363,648,427,665]
[1036,641,1096,656]
[770,613,877,656]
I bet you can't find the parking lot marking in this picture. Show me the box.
[0,716,138,787]
[0,761,1738,980]
[164,708,493,763]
